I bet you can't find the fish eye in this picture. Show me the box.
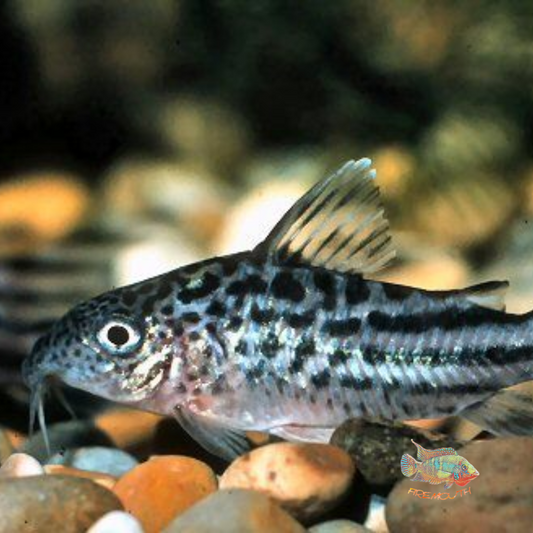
[96,318,142,355]
[462,464,468,471]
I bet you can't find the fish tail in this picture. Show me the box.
[400,453,421,478]
[460,387,533,436]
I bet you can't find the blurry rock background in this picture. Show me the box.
[0,0,532,429]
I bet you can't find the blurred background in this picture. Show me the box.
[0,0,532,428]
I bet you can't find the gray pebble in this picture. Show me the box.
[48,446,138,477]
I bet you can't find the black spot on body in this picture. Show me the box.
[331,349,349,365]
[226,280,248,297]
[289,339,315,373]
[323,317,361,336]
[182,312,201,324]
[271,272,306,302]
[345,276,370,305]
[251,303,275,325]
[313,271,337,310]
[260,333,280,359]
[173,322,185,337]
[361,346,386,365]
[296,339,315,357]
[178,272,221,304]
[236,339,248,356]
[310,370,331,389]
[207,300,226,317]
[222,258,239,276]
[246,275,268,294]
[286,310,315,329]
[227,316,243,331]
[340,375,373,390]
[382,283,413,301]
[121,291,138,306]
[161,305,174,316]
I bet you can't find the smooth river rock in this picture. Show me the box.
[87,510,144,533]
[0,452,45,478]
[386,437,533,533]
[219,442,355,522]
[331,418,462,487]
[309,519,373,532]
[48,446,138,477]
[163,489,306,533]
[113,455,217,533]
[0,475,122,533]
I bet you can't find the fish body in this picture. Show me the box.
[401,440,479,489]
[22,158,533,459]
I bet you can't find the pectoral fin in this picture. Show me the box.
[173,404,250,461]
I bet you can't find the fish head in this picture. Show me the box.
[23,287,178,406]
[454,457,480,486]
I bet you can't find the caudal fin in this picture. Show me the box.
[400,453,421,477]
[460,387,533,436]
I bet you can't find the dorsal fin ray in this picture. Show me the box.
[254,158,396,275]
[412,440,457,462]
[461,280,509,312]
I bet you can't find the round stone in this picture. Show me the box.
[330,418,462,487]
[163,488,306,533]
[48,446,138,477]
[386,436,533,532]
[87,510,144,533]
[0,453,45,478]
[219,442,355,522]
[113,455,218,533]
[0,475,122,532]
[308,519,373,532]
[45,465,117,490]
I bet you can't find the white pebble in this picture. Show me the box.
[0,453,44,478]
[87,511,144,533]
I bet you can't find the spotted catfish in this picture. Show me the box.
[22,158,533,459]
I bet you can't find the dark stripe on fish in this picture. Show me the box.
[360,345,533,367]
[323,317,361,336]
[366,308,524,333]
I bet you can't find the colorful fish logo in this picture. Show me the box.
[401,440,479,489]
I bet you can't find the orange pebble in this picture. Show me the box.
[113,455,217,533]
[44,465,117,491]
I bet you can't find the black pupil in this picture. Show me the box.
[107,325,130,346]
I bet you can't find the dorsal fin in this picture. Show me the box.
[254,158,395,274]
[461,280,509,311]
[412,440,457,462]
